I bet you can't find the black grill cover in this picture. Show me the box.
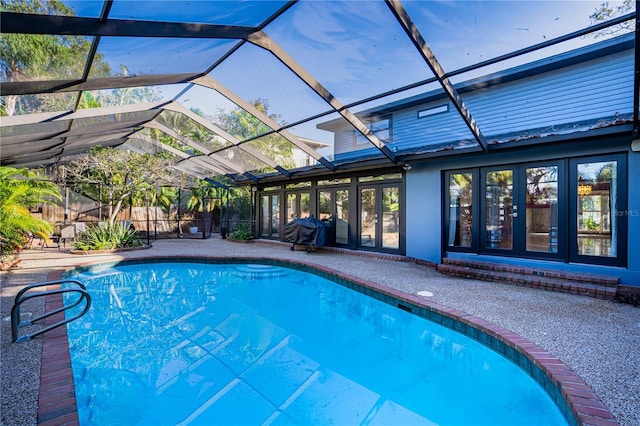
[284,216,328,248]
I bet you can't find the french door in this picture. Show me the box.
[481,162,564,258]
[285,191,310,223]
[260,193,280,238]
[318,188,350,246]
[359,184,401,252]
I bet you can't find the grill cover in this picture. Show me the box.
[284,216,329,248]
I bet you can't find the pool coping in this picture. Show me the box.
[37,256,618,426]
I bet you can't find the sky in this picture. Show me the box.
[60,0,631,147]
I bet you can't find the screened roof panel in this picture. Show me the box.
[79,85,184,108]
[3,149,63,166]
[0,120,69,139]
[68,110,159,132]
[1,130,67,146]
[34,1,104,18]
[210,43,332,124]
[175,83,237,119]
[403,0,630,75]
[64,131,133,148]
[107,0,289,26]
[0,0,635,184]
[264,0,435,104]
[88,37,238,79]
[0,34,92,82]
[1,138,66,159]
[244,134,299,171]
[216,145,274,176]
[1,92,78,115]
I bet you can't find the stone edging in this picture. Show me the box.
[68,244,152,255]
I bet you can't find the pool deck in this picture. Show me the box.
[1,237,639,426]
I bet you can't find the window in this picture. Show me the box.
[571,155,627,265]
[354,117,390,146]
[418,104,448,118]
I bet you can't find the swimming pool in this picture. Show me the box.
[64,259,569,425]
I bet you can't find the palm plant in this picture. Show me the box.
[0,166,61,259]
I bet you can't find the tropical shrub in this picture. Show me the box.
[228,225,254,241]
[73,221,143,251]
[0,166,61,259]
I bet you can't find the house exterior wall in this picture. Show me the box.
[329,34,634,158]
[405,141,640,286]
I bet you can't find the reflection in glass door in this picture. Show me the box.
[359,185,400,251]
[525,166,559,254]
[260,194,280,238]
[382,187,399,250]
[360,188,376,248]
[286,192,310,224]
[576,160,617,257]
[484,170,514,250]
[319,189,350,246]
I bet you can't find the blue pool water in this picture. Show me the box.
[65,261,568,425]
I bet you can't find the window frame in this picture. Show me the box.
[569,153,627,267]
[443,169,479,253]
[443,154,627,267]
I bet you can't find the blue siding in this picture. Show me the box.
[391,50,632,152]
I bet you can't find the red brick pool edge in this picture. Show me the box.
[38,258,618,426]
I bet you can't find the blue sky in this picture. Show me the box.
[65,0,631,146]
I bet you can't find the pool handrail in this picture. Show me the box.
[11,279,92,343]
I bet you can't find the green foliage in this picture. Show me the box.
[61,146,173,225]
[0,166,61,258]
[228,225,254,241]
[583,217,600,231]
[0,0,112,116]
[216,99,296,172]
[589,0,634,37]
[73,221,142,251]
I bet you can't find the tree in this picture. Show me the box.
[216,99,296,171]
[589,0,634,37]
[0,0,112,116]
[60,147,174,225]
[0,166,61,258]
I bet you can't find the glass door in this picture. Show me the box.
[570,155,626,266]
[522,164,563,258]
[359,184,400,252]
[260,193,280,238]
[482,168,516,253]
[360,187,377,248]
[481,163,564,258]
[319,188,350,246]
[286,191,310,224]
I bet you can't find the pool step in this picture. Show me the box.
[437,258,619,300]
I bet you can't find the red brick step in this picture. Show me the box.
[437,258,619,300]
